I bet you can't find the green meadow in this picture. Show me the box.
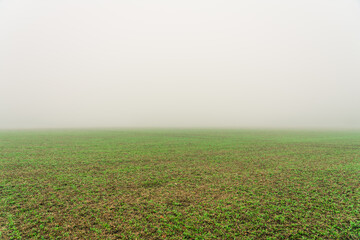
[1,129,359,239]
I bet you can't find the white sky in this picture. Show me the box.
[1,0,360,129]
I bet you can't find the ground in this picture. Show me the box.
[1,129,359,239]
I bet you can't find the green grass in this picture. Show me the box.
[1,129,359,239]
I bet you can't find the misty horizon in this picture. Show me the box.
[1,0,360,129]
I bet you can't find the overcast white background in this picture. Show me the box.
[1,0,360,129]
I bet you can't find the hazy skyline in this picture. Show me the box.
[1,0,360,129]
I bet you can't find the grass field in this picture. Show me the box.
[1,129,359,239]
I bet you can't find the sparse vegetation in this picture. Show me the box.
[1,129,359,239]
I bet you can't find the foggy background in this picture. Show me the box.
[1,0,360,129]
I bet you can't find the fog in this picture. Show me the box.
[1,0,360,129]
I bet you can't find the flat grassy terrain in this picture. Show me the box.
[1,129,359,239]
